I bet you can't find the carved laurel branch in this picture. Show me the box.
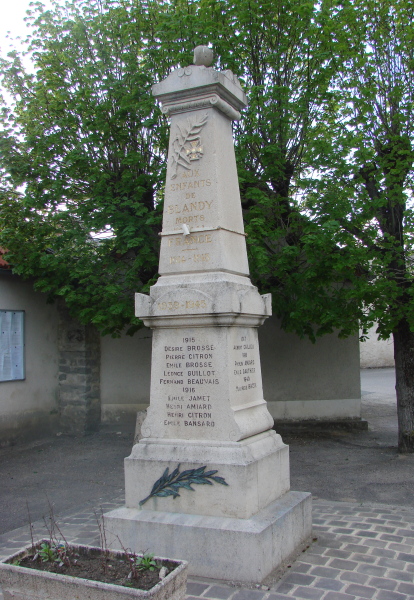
[139,463,228,506]
[170,113,208,179]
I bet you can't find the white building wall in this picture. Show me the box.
[360,326,394,368]
[259,317,361,420]
[101,316,362,423]
[0,274,59,444]
[100,328,152,424]
[0,274,364,437]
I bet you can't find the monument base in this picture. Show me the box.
[123,431,290,519]
[104,491,312,583]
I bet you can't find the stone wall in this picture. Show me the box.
[57,301,101,434]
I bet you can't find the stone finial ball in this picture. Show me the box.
[193,45,214,67]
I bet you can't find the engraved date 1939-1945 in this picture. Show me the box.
[158,300,207,311]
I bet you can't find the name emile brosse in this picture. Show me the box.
[159,337,258,428]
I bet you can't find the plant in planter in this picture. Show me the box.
[0,505,186,600]
[0,540,188,600]
[0,502,187,600]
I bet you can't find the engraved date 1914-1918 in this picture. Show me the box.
[170,253,210,265]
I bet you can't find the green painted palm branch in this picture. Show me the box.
[139,464,228,505]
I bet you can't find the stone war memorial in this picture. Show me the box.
[105,46,312,583]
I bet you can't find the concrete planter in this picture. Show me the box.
[0,541,188,600]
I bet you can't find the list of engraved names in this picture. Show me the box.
[157,330,261,432]
[233,332,259,393]
[160,336,218,429]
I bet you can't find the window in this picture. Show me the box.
[0,310,25,381]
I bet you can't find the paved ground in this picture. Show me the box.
[286,368,413,507]
[0,428,130,535]
[1,367,414,599]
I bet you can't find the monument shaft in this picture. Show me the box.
[105,50,312,582]
[135,63,274,446]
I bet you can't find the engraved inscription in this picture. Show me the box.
[233,334,258,392]
[163,230,214,270]
[169,253,210,264]
[169,179,212,192]
[157,300,208,311]
[175,215,206,226]
[168,234,212,248]
[165,166,215,231]
[167,199,213,213]
[158,336,219,429]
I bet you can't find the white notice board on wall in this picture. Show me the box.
[0,310,25,381]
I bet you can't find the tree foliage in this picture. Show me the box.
[306,0,414,337]
[307,0,414,451]
[0,0,361,339]
[1,0,414,448]
[0,0,170,335]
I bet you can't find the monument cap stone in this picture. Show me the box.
[151,62,247,115]
[193,45,214,67]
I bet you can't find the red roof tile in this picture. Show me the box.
[0,247,11,269]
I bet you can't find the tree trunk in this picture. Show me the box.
[393,318,414,453]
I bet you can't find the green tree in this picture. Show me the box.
[198,0,414,453]
[203,0,354,338]
[302,0,414,452]
[186,0,414,453]
[0,0,341,336]
[2,0,414,452]
[0,0,169,335]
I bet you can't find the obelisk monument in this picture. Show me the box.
[105,46,311,583]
